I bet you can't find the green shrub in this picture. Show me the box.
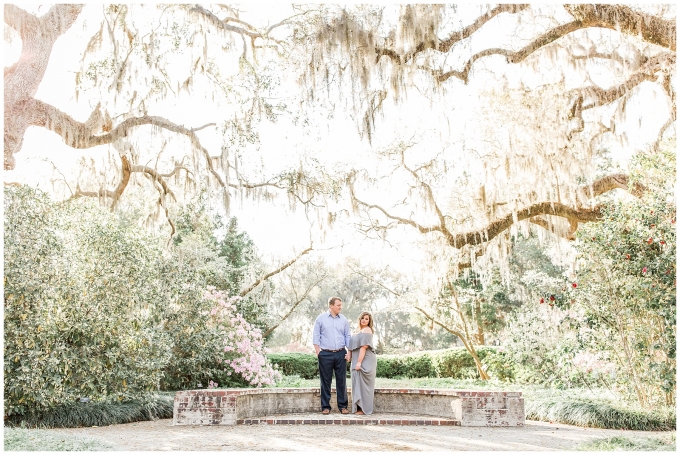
[4,187,172,417]
[376,353,437,378]
[375,347,509,380]
[4,187,279,422]
[267,353,319,379]
[4,393,174,429]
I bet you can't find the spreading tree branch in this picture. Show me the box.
[351,171,644,250]
[376,4,530,65]
[433,5,675,84]
[564,4,676,51]
[262,271,328,338]
[239,246,313,298]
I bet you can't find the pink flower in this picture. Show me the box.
[642,267,648,273]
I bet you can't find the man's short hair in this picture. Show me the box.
[328,297,342,306]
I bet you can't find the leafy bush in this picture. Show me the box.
[505,144,676,406]
[267,353,320,379]
[160,290,281,390]
[376,347,508,380]
[4,187,281,422]
[434,347,506,379]
[4,187,172,417]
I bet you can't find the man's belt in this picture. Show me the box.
[321,348,344,352]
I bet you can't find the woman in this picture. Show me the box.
[349,312,376,415]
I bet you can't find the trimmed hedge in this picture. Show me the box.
[377,347,511,379]
[267,353,320,379]
[267,347,513,380]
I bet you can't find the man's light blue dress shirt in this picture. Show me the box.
[313,311,351,350]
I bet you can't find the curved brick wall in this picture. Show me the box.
[173,388,524,427]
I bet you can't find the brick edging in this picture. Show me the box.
[237,417,460,426]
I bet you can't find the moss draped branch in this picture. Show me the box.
[351,171,643,250]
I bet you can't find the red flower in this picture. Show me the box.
[650,224,655,228]
[625,254,631,260]
[642,267,648,273]
[572,283,577,288]
[539,298,544,304]
[660,241,666,245]
[549,295,555,301]
[647,237,653,244]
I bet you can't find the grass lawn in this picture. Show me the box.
[3,427,117,451]
[576,433,676,451]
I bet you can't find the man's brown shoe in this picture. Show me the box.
[322,409,330,415]
[340,408,350,414]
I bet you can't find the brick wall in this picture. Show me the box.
[173,388,524,427]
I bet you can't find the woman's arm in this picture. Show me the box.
[355,345,367,370]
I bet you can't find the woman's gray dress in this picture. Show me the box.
[349,332,376,414]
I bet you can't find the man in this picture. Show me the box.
[312,296,351,414]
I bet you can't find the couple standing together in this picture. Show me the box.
[312,297,376,415]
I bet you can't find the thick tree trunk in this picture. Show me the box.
[474,299,485,345]
[414,305,491,381]
[4,5,84,170]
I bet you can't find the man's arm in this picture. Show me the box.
[312,317,321,357]
[343,317,352,361]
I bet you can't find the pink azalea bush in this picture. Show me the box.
[204,288,281,387]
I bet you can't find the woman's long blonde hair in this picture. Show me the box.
[356,312,374,333]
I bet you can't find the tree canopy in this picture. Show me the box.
[4,4,676,272]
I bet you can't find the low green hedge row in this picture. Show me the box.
[267,347,514,380]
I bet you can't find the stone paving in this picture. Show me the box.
[48,418,674,451]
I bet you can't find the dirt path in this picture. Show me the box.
[48,418,672,451]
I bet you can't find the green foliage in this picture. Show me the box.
[4,187,172,417]
[4,393,174,429]
[570,144,674,406]
[172,199,268,329]
[3,427,116,451]
[502,303,590,389]
[433,347,509,380]
[526,397,676,431]
[503,143,676,407]
[376,353,437,378]
[454,269,522,342]
[158,288,253,390]
[267,353,319,379]
[273,374,309,388]
[576,434,676,451]
[4,187,279,420]
[361,348,509,380]
[267,348,511,380]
